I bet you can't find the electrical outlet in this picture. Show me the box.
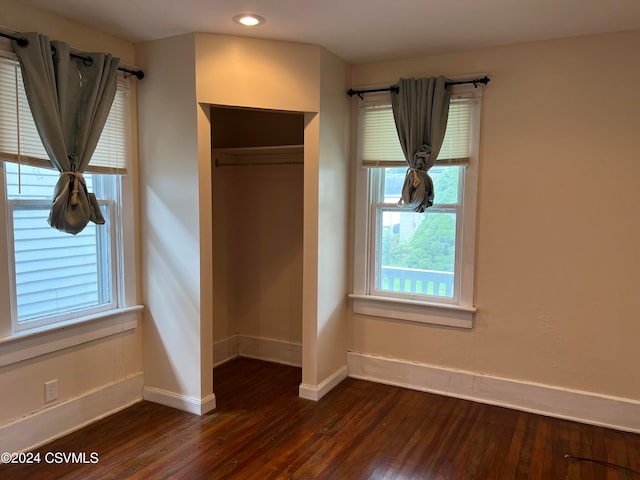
[44,379,58,403]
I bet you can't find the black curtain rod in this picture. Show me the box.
[347,76,490,97]
[0,31,145,80]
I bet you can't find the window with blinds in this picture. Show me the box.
[0,55,129,174]
[0,51,130,331]
[358,92,474,167]
[352,80,482,318]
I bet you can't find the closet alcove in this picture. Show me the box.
[211,106,305,378]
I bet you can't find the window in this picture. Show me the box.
[0,52,131,332]
[351,82,481,328]
[4,164,119,330]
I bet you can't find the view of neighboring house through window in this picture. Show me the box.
[0,53,130,332]
[5,164,117,329]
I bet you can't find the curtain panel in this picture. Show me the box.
[12,32,119,234]
[391,76,451,213]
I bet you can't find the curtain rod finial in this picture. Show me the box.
[122,69,145,80]
[0,31,30,47]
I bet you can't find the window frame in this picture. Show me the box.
[351,82,482,328]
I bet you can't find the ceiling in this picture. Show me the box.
[15,0,640,63]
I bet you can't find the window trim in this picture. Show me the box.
[0,305,142,367]
[0,166,143,365]
[351,82,482,328]
[349,293,475,329]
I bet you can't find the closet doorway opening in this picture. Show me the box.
[211,106,305,397]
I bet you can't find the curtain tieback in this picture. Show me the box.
[409,146,432,187]
[62,171,87,207]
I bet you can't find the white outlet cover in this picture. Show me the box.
[44,379,58,402]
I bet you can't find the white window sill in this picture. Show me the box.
[0,305,143,367]
[349,294,475,329]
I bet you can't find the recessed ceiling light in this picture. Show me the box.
[232,14,266,27]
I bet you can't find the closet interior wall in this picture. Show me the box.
[211,106,305,368]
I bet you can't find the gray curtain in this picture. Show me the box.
[13,32,119,234]
[391,76,451,213]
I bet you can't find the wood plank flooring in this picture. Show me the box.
[2,358,639,479]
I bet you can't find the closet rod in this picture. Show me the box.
[346,75,490,97]
[0,31,145,79]
[215,159,303,168]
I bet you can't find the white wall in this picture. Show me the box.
[0,1,143,450]
[314,49,350,384]
[194,34,320,112]
[135,34,215,413]
[349,31,640,408]
[0,0,134,63]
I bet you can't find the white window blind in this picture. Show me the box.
[0,54,129,174]
[359,91,473,167]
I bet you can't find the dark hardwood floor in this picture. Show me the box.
[2,358,639,479]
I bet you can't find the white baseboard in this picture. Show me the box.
[347,351,640,433]
[142,386,216,415]
[213,334,302,367]
[0,372,144,453]
[213,335,239,367]
[238,335,302,367]
[299,365,348,401]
